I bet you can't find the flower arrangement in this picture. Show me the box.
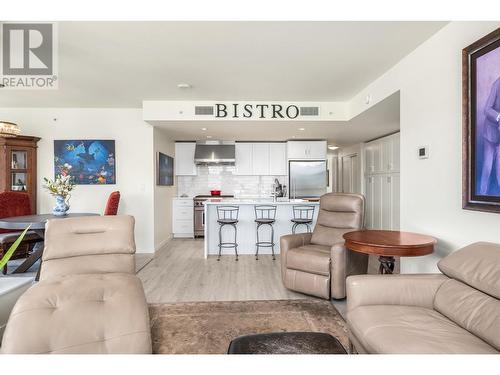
[43,164,76,198]
[43,164,76,216]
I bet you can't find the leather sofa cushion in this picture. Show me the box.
[438,242,500,299]
[286,245,331,276]
[283,268,330,299]
[43,215,135,261]
[310,193,364,247]
[311,226,352,247]
[347,305,498,354]
[434,279,500,350]
[1,273,152,354]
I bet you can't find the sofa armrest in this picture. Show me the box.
[280,233,312,251]
[280,233,312,279]
[346,274,448,312]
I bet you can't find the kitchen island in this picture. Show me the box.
[204,198,319,258]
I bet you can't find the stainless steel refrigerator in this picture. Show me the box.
[288,160,327,199]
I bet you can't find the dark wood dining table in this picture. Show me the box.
[0,213,99,279]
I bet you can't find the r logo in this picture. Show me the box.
[2,23,53,75]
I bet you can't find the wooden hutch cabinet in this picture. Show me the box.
[0,136,41,214]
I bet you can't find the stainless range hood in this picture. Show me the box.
[194,143,235,165]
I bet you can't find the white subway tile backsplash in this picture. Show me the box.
[177,165,286,198]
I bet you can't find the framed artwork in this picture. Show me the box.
[463,28,500,212]
[54,140,116,185]
[157,152,174,186]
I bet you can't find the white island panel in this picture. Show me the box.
[203,199,319,258]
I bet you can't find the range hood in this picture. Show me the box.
[194,143,235,165]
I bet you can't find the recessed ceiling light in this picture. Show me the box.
[328,145,339,150]
[177,83,192,89]
[206,135,212,138]
[298,128,305,131]
[201,127,207,131]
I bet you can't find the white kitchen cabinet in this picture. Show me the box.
[174,142,197,176]
[235,142,287,176]
[252,143,270,175]
[172,198,194,238]
[287,141,327,160]
[235,143,253,175]
[269,143,287,175]
[365,133,400,174]
[364,132,400,231]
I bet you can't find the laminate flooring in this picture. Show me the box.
[138,238,308,304]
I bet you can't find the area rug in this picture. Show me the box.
[149,299,348,354]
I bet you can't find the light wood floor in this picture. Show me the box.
[138,238,308,304]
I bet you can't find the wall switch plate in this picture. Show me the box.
[418,146,429,159]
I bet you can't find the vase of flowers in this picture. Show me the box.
[43,164,76,217]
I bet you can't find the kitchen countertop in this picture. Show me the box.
[204,198,319,205]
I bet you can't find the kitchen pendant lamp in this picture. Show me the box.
[0,121,21,137]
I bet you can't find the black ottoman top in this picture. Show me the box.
[227,331,347,354]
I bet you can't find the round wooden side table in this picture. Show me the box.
[343,230,437,274]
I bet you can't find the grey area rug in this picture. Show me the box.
[149,299,348,354]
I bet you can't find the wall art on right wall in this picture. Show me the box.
[463,27,500,213]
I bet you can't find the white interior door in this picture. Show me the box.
[341,154,360,194]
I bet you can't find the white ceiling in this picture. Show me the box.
[0,21,446,108]
[152,91,400,146]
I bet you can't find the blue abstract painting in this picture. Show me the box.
[54,140,116,185]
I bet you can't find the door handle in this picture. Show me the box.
[202,212,205,225]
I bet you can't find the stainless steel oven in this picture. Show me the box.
[194,198,205,237]
[193,195,234,237]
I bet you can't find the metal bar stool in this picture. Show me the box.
[254,205,277,260]
[291,205,315,234]
[217,205,239,261]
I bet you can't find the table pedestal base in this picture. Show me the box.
[378,256,395,274]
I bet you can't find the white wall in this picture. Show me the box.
[349,21,500,272]
[153,128,176,251]
[0,108,155,253]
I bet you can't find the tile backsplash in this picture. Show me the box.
[177,165,287,198]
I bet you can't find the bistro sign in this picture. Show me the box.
[215,103,300,119]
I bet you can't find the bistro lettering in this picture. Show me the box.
[215,103,299,119]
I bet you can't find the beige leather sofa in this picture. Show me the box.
[346,242,500,354]
[281,193,368,300]
[1,215,152,354]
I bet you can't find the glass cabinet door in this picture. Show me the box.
[11,150,28,169]
[11,172,28,191]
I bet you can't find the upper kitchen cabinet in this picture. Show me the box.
[269,143,287,175]
[364,133,400,174]
[175,142,197,176]
[235,142,253,175]
[287,140,327,160]
[252,143,270,175]
[235,142,287,176]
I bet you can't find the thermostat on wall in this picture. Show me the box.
[418,146,429,159]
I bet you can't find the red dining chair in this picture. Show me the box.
[104,191,120,215]
[0,192,43,274]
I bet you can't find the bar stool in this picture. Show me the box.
[291,205,315,234]
[254,205,277,260]
[217,205,239,261]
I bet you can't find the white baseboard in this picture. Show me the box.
[154,235,173,252]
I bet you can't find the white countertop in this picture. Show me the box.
[204,198,319,205]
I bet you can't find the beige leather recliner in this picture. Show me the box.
[346,242,500,354]
[1,215,152,354]
[280,193,368,300]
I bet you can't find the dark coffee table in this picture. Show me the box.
[227,332,347,354]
